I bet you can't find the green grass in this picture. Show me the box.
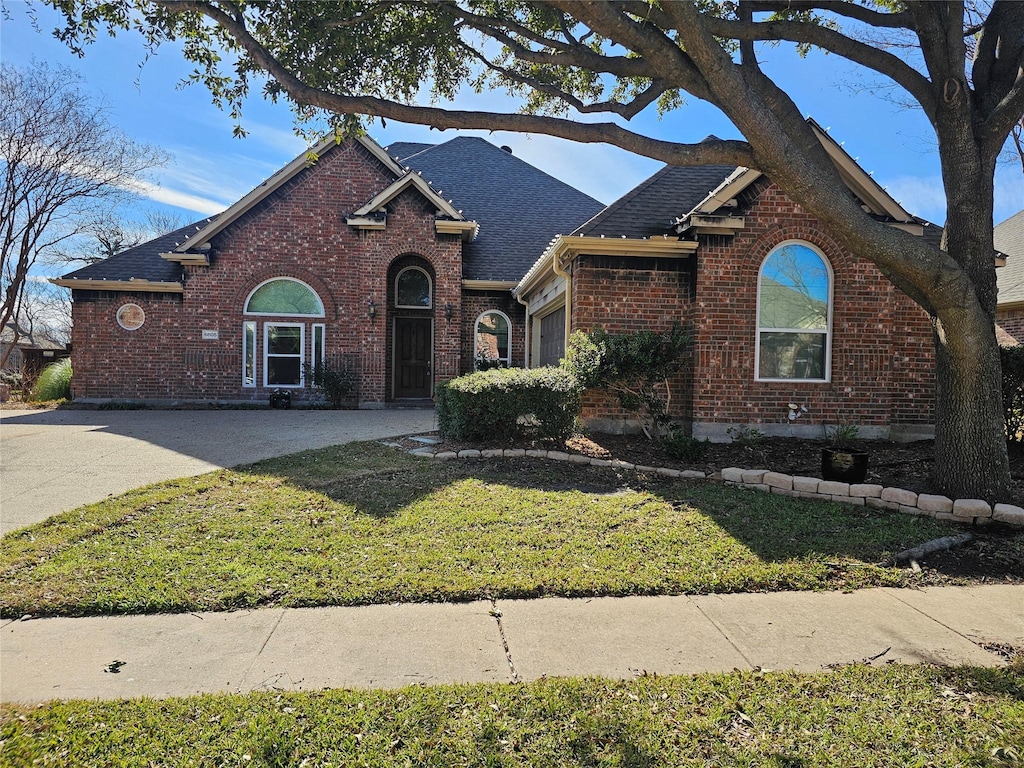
[0,442,966,618]
[2,663,1022,766]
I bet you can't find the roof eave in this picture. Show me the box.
[51,277,184,293]
[514,235,698,296]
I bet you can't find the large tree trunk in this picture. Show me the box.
[930,103,1010,501]
[932,313,1010,501]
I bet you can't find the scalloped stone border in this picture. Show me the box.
[405,445,1024,528]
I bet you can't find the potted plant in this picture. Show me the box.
[821,422,869,483]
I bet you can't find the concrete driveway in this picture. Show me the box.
[0,408,436,535]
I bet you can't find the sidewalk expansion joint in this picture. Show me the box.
[489,599,519,683]
[882,589,1018,663]
[237,608,287,693]
[690,597,757,671]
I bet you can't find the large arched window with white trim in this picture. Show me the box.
[475,310,511,370]
[242,278,325,388]
[395,266,432,309]
[755,242,832,381]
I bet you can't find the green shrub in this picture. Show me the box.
[1001,345,1024,442]
[436,366,580,441]
[725,425,766,446]
[564,325,689,440]
[662,428,710,461]
[30,357,72,402]
[304,362,356,408]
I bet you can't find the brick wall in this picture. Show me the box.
[70,140,465,405]
[997,307,1024,345]
[459,291,527,373]
[691,179,935,435]
[556,182,936,437]
[570,255,696,432]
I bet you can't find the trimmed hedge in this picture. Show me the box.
[436,366,580,441]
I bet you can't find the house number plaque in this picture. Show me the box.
[116,303,146,331]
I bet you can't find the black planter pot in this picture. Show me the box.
[821,448,869,484]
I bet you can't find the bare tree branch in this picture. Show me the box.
[746,0,914,29]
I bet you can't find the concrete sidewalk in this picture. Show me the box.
[2,585,1021,704]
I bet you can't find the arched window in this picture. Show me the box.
[756,241,832,381]
[245,278,324,316]
[242,278,325,388]
[475,310,511,370]
[395,266,432,309]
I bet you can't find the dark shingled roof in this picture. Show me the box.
[58,217,218,284]
[575,163,737,238]
[385,142,435,162]
[395,137,604,282]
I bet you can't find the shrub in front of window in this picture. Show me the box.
[436,366,580,441]
[563,325,689,440]
[303,361,357,408]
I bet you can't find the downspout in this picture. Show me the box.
[550,249,572,361]
[513,290,531,368]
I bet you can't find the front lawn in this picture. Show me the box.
[0,442,979,618]
[3,663,1022,766]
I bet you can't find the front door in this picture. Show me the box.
[394,317,432,398]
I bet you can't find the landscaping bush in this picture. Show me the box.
[563,325,689,440]
[1001,345,1024,442]
[304,361,357,408]
[30,357,72,402]
[662,427,710,461]
[436,366,580,441]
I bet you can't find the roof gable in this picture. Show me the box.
[171,135,404,256]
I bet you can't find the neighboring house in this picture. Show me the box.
[1,322,69,378]
[56,123,942,439]
[514,121,939,440]
[996,210,1024,345]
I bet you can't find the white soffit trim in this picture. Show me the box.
[160,251,209,266]
[514,235,697,297]
[807,119,913,222]
[173,135,404,254]
[50,277,183,293]
[462,279,519,291]
[352,172,464,220]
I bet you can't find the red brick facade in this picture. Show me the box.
[68,140,937,438]
[563,180,935,438]
[997,307,1024,345]
[69,140,490,405]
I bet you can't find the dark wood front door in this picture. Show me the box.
[394,317,432,398]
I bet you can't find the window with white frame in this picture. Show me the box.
[242,278,325,388]
[395,266,432,309]
[755,242,832,381]
[475,310,511,370]
[265,323,304,386]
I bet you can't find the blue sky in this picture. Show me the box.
[2,2,1022,242]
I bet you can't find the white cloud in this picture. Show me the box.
[132,179,225,216]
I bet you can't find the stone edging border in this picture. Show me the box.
[405,445,1024,529]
